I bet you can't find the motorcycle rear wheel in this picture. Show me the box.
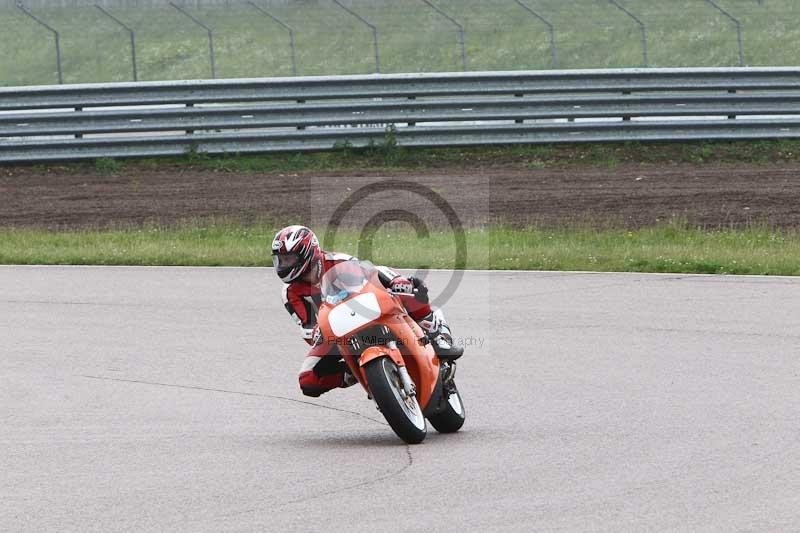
[427,381,465,433]
[365,357,427,444]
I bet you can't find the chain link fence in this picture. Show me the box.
[1,0,797,86]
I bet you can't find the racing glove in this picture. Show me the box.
[301,324,321,346]
[389,276,429,304]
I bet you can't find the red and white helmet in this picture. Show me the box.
[271,225,321,283]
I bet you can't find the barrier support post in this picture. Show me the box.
[420,0,466,71]
[332,0,380,73]
[95,4,138,81]
[608,0,648,68]
[170,2,216,79]
[704,0,744,66]
[16,2,62,84]
[247,1,297,76]
[513,0,557,69]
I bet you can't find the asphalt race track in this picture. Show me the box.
[2,266,800,532]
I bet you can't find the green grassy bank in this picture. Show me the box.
[2,222,798,275]
[3,0,800,86]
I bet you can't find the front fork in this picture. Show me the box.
[397,363,417,398]
[382,340,417,399]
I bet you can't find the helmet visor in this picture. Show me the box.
[272,252,301,271]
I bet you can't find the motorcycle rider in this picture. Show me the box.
[272,225,463,398]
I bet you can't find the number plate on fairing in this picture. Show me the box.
[328,292,382,337]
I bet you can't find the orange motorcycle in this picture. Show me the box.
[317,260,465,444]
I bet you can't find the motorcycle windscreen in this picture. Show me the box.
[328,292,382,337]
[321,260,380,304]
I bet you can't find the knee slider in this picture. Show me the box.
[299,370,324,397]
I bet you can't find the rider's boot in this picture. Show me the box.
[418,309,463,361]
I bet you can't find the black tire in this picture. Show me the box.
[427,382,465,433]
[364,357,427,444]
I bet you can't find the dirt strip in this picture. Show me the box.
[2,163,800,229]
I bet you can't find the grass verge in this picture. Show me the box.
[4,1,800,86]
[57,139,800,176]
[1,221,798,275]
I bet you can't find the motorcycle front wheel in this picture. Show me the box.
[365,357,427,444]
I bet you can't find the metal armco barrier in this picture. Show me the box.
[3,68,800,162]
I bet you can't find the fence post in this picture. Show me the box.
[16,2,62,84]
[95,4,137,81]
[247,1,297,76]
[608,0,648,67]
[332,0,380,73]
[420,0,466,71]
[513,0,557,69]
[703,0,744,66]
[170,2,216,78]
